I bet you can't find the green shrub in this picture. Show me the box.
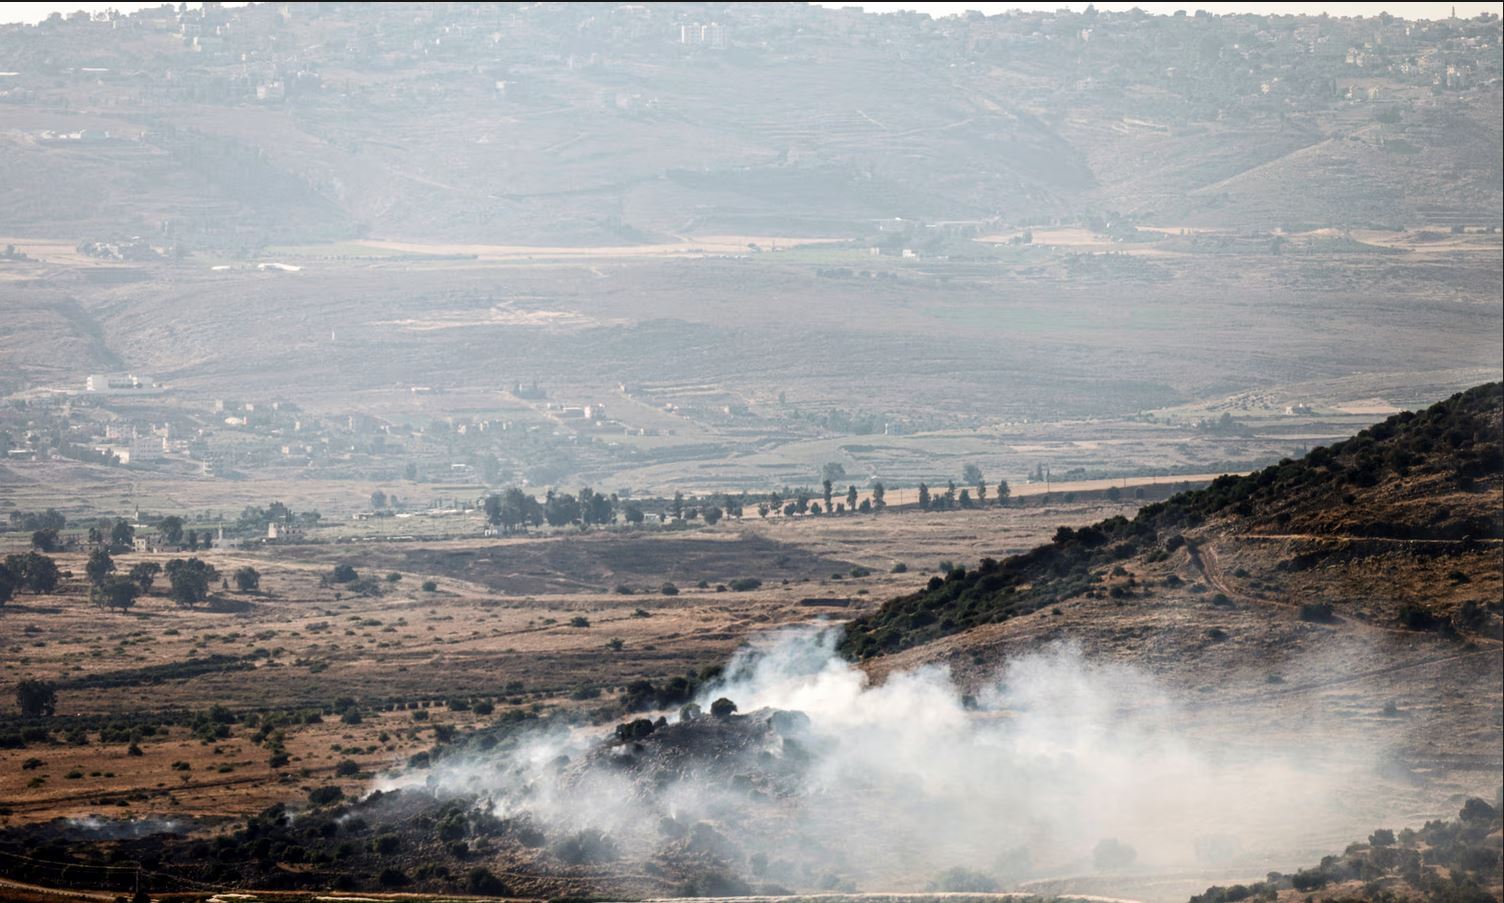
[1290,869,1327,891]
[371,833,400,854]
[467,866,507,894]
[307,785,343,805]
[1299,602,1335,623]
[1398,604,1437,630]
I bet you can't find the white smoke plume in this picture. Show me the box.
[397,625,1400,893]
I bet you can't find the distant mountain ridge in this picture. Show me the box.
[0,3,1499,247]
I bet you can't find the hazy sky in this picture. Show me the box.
[2,1,1498,25]
[817,2,1498,18]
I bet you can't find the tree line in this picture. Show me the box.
[478,464,1016,534]
[13,512,221,554]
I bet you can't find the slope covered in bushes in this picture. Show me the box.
[839,383,1503,659]
[1190,796,1503,903]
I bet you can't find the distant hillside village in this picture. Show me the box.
[0,2,1497,246]
[5,2,1495,105]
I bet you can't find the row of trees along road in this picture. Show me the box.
[479,465,1014,535]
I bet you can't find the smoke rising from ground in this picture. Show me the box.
[402,626,1392,891]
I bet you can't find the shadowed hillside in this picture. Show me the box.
[841,382,1504,659]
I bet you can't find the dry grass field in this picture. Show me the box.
[0,501,1135,829]
[2,482,1495,903]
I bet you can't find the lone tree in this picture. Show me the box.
[31,528,61,552]
[709,697,738,719]
[917,482,931,509]
[233,566,261,592]
[129,561,161,593]
[157,515,185,546]
[165,558,219,607]
[110,518,135,549]
[16,677,57,717]
[85,547,115,586]
[871,481,886,509]
[995,479,1011,507]
[92,576,141,612]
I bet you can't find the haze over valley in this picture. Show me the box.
[0,4,1500,903]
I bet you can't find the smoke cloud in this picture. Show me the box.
[395,625,1397,893]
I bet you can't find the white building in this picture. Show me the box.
[680,22,727,49]
[85,373,164,394]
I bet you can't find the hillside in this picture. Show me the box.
[1190,798,1503,903]
[0,4,1499,247]
[840,382,1504,659]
